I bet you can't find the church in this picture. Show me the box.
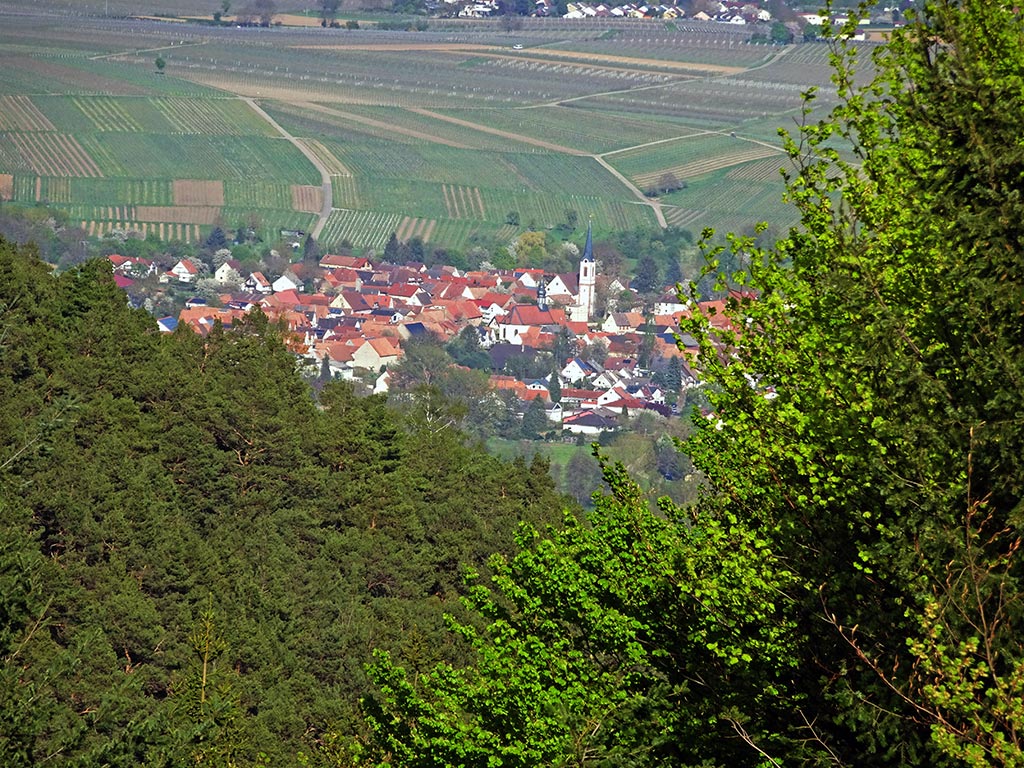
[538,221,597,323]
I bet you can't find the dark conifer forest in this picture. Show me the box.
[0,238,568,764]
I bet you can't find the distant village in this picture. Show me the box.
[106,225,740,438]
[448,0,773,21]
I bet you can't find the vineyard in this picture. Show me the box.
[80,220,202,241]
[297,138,352,177]
[726,157,789,183]
[0,12,877,253]
[70,178,173,205]
[0,96,55,131]
[36,177,72,203]
[72,134,319,183]
[632,144,781,188]
[319,209,404,251]
[548,35,774,67]
[395,216,437,242]
[442,185,486,219]
[438,105,700,155]
[607,132,787,188]
[303,103,527,152]
[291,185,323,214]
[331,176,362,208]
[6,132,103,177]
[150,98,275,135]
[70,97,143,132]
[135,206,221,224]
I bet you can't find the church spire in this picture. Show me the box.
[573,218,597,323]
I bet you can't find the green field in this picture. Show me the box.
[0,11,857,249]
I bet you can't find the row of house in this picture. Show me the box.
[537,0,773,21]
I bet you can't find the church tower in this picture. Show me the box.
[573,220,596,323]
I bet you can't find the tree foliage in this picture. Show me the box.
[678,1,1024,762]
[358,2,1024,765]
[360,457,796,767]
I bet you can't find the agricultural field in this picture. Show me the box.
[607,132,786,189]
[435,105,702,155]
[0,8,867,250]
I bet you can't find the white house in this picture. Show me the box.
[166,259,199,284]
[560,357,596,384]
[272,272,301,293]
[245,271,273,294]
[214,261,242,285]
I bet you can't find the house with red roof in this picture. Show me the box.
[244,271,272,294]
[493,305,568,344]
[162,258,199,284]
[352,337,402,371]
[320,253,371,270]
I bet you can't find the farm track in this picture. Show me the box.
[88,39,208,61]
[241,97,332,240]
[293,102,468,149]
[407,108,585,155]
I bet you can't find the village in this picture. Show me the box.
[105,225,736,439]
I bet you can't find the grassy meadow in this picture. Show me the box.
[0,7,873,250]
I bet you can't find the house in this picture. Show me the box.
[244,271,273,294]
[601,312,645,334]
[351,337,402,371]
[494,305,568,344]
[331,290,373,314]
[592,369,625,390]
[385,283,432,307]
[109,254,155,278]
[562,410,617,436]
[272,272,301,293]
[320,253,371,270]
[545,402,564,423]
[214,260,242,285]
[595,385,647,416]
[544,273,578,302]
[561,357,598,384]
[164,259,199,284]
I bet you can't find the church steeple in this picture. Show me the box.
[573,219,596,323]
[537,277,548,311]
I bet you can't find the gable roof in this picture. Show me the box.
[505,305,568,327]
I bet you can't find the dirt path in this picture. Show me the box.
[595,155,666,227]
[294,102,468,148]
[241,97,333,240]
[408,108,585,155]
[89,40,208,61]
[601,129,719,157]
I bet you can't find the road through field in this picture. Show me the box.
[242,97,332,240]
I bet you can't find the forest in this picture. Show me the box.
[5,0,1024,765]
[0,238,573,764]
